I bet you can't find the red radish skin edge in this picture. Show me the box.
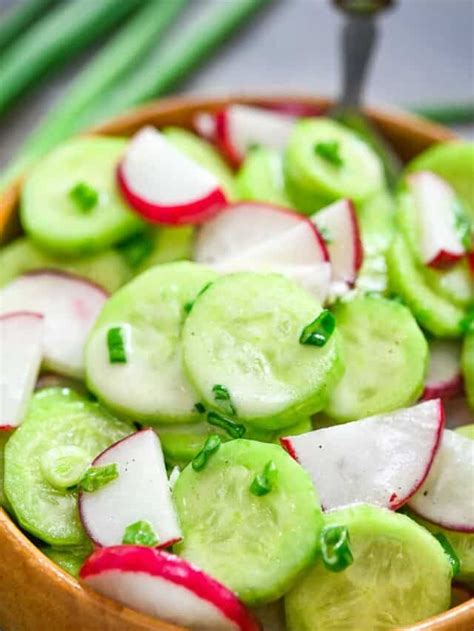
[428,250,465,269]
[116,164,227,226]
[80,546,261,631]
[421,376,464,402]
[78,430,183,549]
[215,110,242,168]
[281,399,446,512]
[347,199,364,279]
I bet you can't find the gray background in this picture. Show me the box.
[1,0,473,167]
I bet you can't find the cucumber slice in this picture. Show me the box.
[183,273,343,430]
[237,146,293,207]
[325,296,427,422]
[387,236,465,338]
[21,137,144,256]
[462,334,474,409]
[174,439,323,604]
[457,424,474,439]
[0,236,131,292]
[407,510,474,585]
[285,504,452,631]
[4,387,133,545]
[136,226,194,273]
[406,141,474,219]
[163,126,237,200]
[284,118,384,213]
[0,430,11,510]
[86,262,219,424]
[424,260,474,309]
[41,542,93,577]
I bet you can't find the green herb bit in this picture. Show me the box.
[314,141,343,167]
[117,231,154,269]
[184,281,213,315]
[321,525,353,572]
[122,520,159,547]
[453,200,473,252]
[192,434,221,471]
[107,326,127,364]
[69,181,98,212]
[460,310,474,335]
[212,384,236,416]
[79,463,119,493]
[300,309,336,347]
[194,402,206,414]
[250,460,277,496]
[433,532,460,576]
[207,411,246,439]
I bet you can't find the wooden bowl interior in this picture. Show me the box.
[0,95,472,631]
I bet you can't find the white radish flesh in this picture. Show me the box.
[0,312,43,429]
[422,340,463,401]
[79,429,182,548]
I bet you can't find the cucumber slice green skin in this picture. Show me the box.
[405,142,474,220]
[237,146,293,207]
[462,334,474,410]
[407,510,474,585]
[387,236,465,338]
[0,430,12,511]
[285,504,452,631]
[163,126,238,201]
[284,118,384,214]
[21,137,144,256]
[174,439,323,605]
[0,236,132,292]
[41,542,93,578]
[4,387,133,546]
[183,273,344,430]
[86,262,219,424]
[325,295,428,422]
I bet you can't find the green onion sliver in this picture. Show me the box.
[212,384,236,416]
[192,434,221,471]
[320,525,353,572]
[433,532,461,576]
[314,141,343,167]
[300,309,336,347]
[122,519,159,547]
[117,230,155,269]
[69,181,98,212]
[79,463,119,493]
[250,460,277,496]
[107,326,127,364]
[207,411,246,439]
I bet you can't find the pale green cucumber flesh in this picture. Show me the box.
[387,236,465,338]
[21,137,144,256]
[284,118,384,214]
[237,146,293,207]
[423,260,474,309]
[183,273,343,430]
[86,262,219,424]
[135,226,194,273]
[462,334,474,409]
[0,430,12,510]
[174,439,323,604]
[285,504,452,631]
[4,388,133,545]
[325,295,427,422]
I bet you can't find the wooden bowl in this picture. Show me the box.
[0,95,472,631]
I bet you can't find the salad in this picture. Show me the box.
[0,103,473,631]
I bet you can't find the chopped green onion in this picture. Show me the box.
[184,281,214,315]
[122,520,159,547]
[192,434,221,471]
[207,411,246,439]
[454,201,473,251]
[460,310,474,335]
[40,445,90,490]
[78,463,119,493]
[194,402,206,414]
[212,384,236,416]
[300,310,336,347]
[69,181,98,212]
[314,141,343,167]
[320,525,353,572]
[250,460,277,496]
[107,326,127,364]
[433,532,460,576]
[117,231,154,269]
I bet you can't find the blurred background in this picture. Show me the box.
[1,0,473,170]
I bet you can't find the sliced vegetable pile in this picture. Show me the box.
[0,105,473,631]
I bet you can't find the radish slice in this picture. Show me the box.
[0,312,43,430]
[422,340,463,401]
[80,546,261,631]
[194,202,324,264]
[281,399,445,511]
[193,112,217,141]
[408,429,474,532]
[0,271,106,378]
[79,429,182,548]
[213,261,331,303]
[215,105,295,166]
[408,171,467,268]
[117,127,227,225]
[311,199,363,286]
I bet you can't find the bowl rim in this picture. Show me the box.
[0,93,472,631]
